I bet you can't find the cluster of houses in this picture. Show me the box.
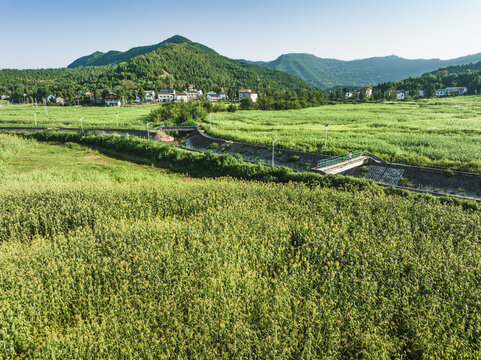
[43,85,256,107]
[343,86,468,100]
[137,85,232,105]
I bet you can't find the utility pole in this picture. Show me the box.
[146,122,152,141]
[272,137,278,167]
[324,124,329,151]
[34,112,37,128]
[116,113,119,129]
[80,117,84,132]
[43,99,48,116]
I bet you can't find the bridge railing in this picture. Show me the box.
[316,152,363,169]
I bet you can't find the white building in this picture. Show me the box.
[396,90,406,100]
[144,90,155,102]
[360,87,373,98]
[218,93,228,101]
[175,93,188,102]
[436,87,467,97]
[418,89,425,97]
[239,89,258,103]
[343,92,354,99]
[105,96,120,106]
[157,91,174,102]
[446,87,468,96]
[186,91,199,100]
[206,92,219,102]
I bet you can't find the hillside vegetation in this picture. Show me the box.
[377,61,481,96]
[248,52,481,88]
[1,133,480,358]
[0,37,313,102]
[67,35,196,68]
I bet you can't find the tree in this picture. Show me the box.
[239,97,254,110]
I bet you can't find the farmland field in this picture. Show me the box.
[2,97,481,172]
[207,96,481,171]
[0,104,153,129]
[1,133,481,358]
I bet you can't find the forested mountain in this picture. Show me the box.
[245,52,481,89]
[0,37,313,102]
[374,61,481,97]
[68,35,220,68]
[102,42,313,98]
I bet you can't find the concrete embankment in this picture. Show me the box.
[185,129,331,169]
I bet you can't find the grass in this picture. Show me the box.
[1,133,481,358]
[205,96,481,171]
[0,104,154,129]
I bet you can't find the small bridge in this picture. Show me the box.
[313,152,369,174]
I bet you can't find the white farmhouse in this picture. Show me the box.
[218,93,228,101]
[396,90,407,100]
[239,89,258,102]
[206,92,219,102]
[436,89,447,97]
[144,90,155,102]
[157,91,174,102]
[360,87,373,98]
[105,96,121,106]
[446,87,468,95]
[175,93,188,102]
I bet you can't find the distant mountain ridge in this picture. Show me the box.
[243,52,481,89]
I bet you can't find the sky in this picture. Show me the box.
[1,0,481,69]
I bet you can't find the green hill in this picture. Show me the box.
[105,42,314,95]
[1,37,313,102]
[68,35,222,68]
[246,53,481,89]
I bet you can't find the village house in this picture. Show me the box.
[105,96,121,106]
[343,92,354,99]
[360,87,373,98]
[55,97,65,104]
[446,87,468,96]
[396,90,408,100]
[239,89,258,103]
[157,91,174,102]
[144,90,155,102]
[219,93,228,101]
[436,87,467,97]
[206,92,219,102]
[175,93,188,102]
[186,91,199,100]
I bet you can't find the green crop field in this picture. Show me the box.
[0,104,153,129]
[207,96,481,172]
[2,97,481,172]
[1,133,481,358]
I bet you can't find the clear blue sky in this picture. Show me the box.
[1,0,480,69]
